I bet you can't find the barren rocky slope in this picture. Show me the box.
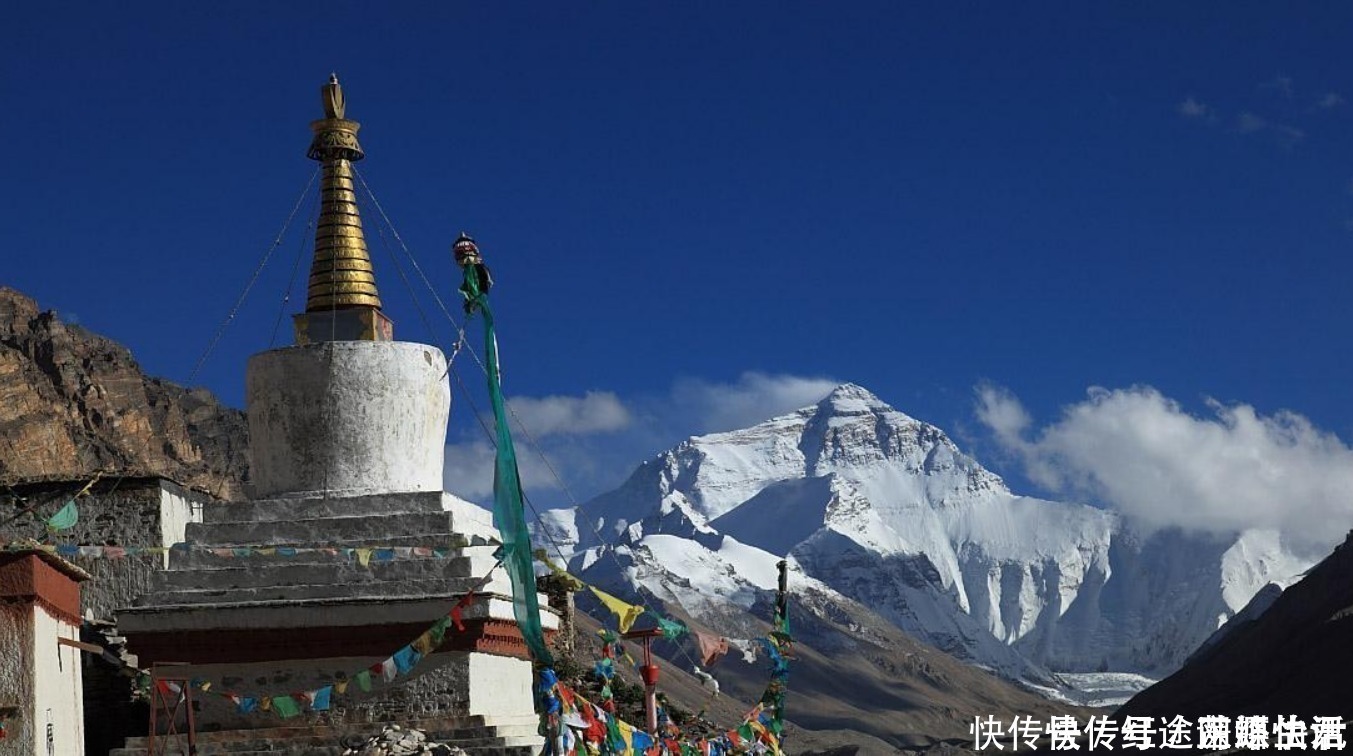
[0,287,248,497]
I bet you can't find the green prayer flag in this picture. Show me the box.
[354,669,372,692]
[45,500,78,531]
[463,263,554,667]
[606,709,625,754]
[648,611,687,641]
[270,695,302,719]
[428,616,450,646]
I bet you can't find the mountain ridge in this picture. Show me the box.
[544,382,1312,691]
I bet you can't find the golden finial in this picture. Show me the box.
[322,73,345,119]
[304,74,381,313]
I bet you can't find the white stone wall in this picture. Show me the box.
[465,653,534,717]
[246,342,450,498]
[157,484,205,569]
[29,607,83,756]
[0,605,84,756]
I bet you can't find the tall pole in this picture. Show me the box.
[776,560,788,624]
[623,627,664,734]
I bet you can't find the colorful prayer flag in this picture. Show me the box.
[649,611,688,641]
[271,695,302,719]
[589,586,644,633]
[309,686,332,711]
[694,632,729,668]
[392,645,421,674]
[45,500,78,531]
[412,630,437,655]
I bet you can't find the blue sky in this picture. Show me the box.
[6,3,1353,515]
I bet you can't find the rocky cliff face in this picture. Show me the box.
[0,287,248,498]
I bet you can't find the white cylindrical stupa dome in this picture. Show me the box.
[245,341,450,498]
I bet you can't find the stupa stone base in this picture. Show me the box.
[110,712,543,756]
[117,490,556,741]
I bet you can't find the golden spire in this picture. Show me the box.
[305,74,382,312]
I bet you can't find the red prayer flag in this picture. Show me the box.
[694,631,729,668]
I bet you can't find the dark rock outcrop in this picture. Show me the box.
[1119,529,1353,721]
[0,287,248,498]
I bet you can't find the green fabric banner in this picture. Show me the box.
[463,264,554,667]
[45,500,78,531]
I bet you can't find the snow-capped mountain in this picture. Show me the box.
[539,383,1312,681]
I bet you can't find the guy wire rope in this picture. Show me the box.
[188,166,320,385]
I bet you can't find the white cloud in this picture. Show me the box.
[443,440,497,500]
[974,382,1031,449]
[443,438,564,502]
[441,389,630,502]
[1177,97,1211,119]
[1232,112,1303,146]
[670,371,840,433]
[445,372,844,507]
[505,391,631,437]
[1260,75,1295,99]
[1274,124,1305,146]
[976,384,1353,553]
[1318,92,1346,109]
[1236,111,1268,134]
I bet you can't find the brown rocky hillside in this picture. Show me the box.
[0,287,248,498]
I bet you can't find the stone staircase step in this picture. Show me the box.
[120,714,517,746]
[169,543,498,570]
[132,577,513,606]
[186,513,464,547]
[202,491,451,523]
[112,713,544,755]
[153,556,495,591]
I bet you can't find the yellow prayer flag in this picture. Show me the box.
[412,631,436,655]
[588,586,644,633]
[355,548,373,567]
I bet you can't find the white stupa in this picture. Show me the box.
[116,76,554,753]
